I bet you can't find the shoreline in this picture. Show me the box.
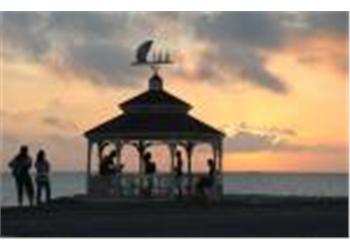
[1,194,348,237]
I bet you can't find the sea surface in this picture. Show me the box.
[1,172,348,207]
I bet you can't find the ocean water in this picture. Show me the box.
[1,172,348,207]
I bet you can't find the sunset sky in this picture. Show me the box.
[1,12,348,173]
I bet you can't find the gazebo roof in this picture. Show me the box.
[84,73,225,142]
[84,112,225,141]
[119,89,192,113]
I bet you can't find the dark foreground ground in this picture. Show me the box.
[1,195,348,237]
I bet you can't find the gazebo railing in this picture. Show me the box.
[88,173,222,198]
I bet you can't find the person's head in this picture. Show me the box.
[176,150,182,158]
[109,150,117,158]
[144,152,151,161]
[207,158,215,168]
[37,150,46,161]
[19,145,28,156]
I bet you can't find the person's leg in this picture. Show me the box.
[36,181,42,205]
[15,177,23,206]
[24,174,34,206]
[45,180,51,203]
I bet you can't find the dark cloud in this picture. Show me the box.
[45,12,125,40]
[191,12,348,94]
[232,49,287,93]
[3,12,145,86]
[3,12,51,59]
[62,41,144,85]
[3,12,348,92]
[195,12,285,49]
[193,12,289,93]
[225,130,344,153]
[304,12,348,36]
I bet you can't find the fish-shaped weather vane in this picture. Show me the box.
[132,40,173,73]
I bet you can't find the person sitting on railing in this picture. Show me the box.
[173,150,183,198]
[99,150,117,176]
[195,158,217,198]
[143,152,157,197]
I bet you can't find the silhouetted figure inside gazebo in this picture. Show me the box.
[173,150,184,198]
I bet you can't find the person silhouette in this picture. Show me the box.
[143,152,156,197]
[195,158,217,198]
[173,150,183,198]
[35,149,51,205]
[100,150,117,176]
[8,145,34,206]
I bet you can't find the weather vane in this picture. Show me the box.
[131,40,173,74]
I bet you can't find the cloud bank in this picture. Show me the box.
[3,12,348,93]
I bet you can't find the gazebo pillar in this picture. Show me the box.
[168,142,177,172]
[185,141,194,195]
[86,141,92,193]
[133,141,147,174]
[132,140,149,193]
[211,140,223,197]
[212,141,218,170]
[218,140,223,196]
[114,140,122,168]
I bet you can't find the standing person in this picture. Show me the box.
[8,145,34,206]
[195,158,217,198]
[35,149,51,205]
[143,152,156,197]
[173,150,183,198]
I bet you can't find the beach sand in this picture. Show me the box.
[1,195,348,237]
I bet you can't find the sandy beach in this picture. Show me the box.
[1,195,348,237]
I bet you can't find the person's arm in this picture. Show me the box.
[8,156,16,169]
[27,157,33,170]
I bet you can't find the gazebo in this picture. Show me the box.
[84,72,225,197]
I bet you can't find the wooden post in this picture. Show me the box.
[86,141,92,194]
[212,142,218,170]
[185,142,194,195]
[218,140,223,197]
[132,140,146,195]
[168,142,176,172]
[168,142,176,196]
[138,141,145,174]
[114,140,122,167]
